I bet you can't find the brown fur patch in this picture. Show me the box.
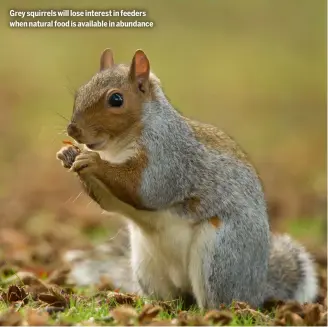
[184,117,250,165]
[209,216,222,228]
[95,143,150,210]
[72,82,145,144]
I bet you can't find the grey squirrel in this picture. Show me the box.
[56,48,318,309]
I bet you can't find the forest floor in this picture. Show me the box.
[0,213,326,326]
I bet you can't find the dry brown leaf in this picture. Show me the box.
[1,285,28,305]
[110,305,137,325]
[271,318,286,326]
[204,309,233,325]
[46,267,70,286]
[13,271,50,300]
[0,308,22,326]
[4,271,49,293]
[0,228,29,249]
[147,320,173,326]
[283,312,304,326]
[26,308,50,326]
[39,294,65,307]
[96,275,115,291]
[277,301,304,318]
[138,304,162,324]
[232,301,251,310]
[175,311,208,326]
[262,298,285,312]
[318,311,327,326]
[176,310,188,325]
[38,288,68,308]
[107,291,138,305]
[235,308,270,325]
[303,303,322,326]
[190,316,208,326]
[150,299,176,314]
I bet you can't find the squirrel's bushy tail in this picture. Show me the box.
[64,227,136,293]
[264,233,318,304]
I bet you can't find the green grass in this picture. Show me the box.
[0,289,273,326]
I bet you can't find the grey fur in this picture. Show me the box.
[74,64,130,112]
[134,85,317,307]
[134,86,271,307]
[264,233,318,303]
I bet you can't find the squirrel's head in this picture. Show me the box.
[67,48,160,151]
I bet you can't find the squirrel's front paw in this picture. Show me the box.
[56,145,80,169]
[71,152,102,175]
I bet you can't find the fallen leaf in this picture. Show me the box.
[107,291,138,306]
[262,298,285,312]
[176,310,188,325]
[150,299,177,314]
[235,308,270,325]
[96,275,115,291]
[271,318,286,326]
[283,312,304,326]
[138,304,162,324]
[26,308,50,326]
[0,308,22,326]
[1,285,28,305]
[277,301,304,318]
[46,267,70,286]
[204,309,233,325]
[147,320,173,326]
[110,305,137,325]
[231,301,251,310]
[38,288,69,308]
[303,303,321,326]
[3,271,49,293]
[175,311,208,326]
[318,311,327,326]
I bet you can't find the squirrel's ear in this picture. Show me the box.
[100,48,114,71]
[129,49,150,92]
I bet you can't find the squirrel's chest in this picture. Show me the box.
[129,210,196,293]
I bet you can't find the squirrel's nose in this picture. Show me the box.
[67,123,82,140]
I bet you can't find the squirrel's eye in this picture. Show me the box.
[108,93,123,107]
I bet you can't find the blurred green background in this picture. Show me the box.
[0,0,326,270]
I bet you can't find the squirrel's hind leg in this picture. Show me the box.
[189,221,269,309]
[129,224,182,301]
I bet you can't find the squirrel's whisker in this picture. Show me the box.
[55,112,70,122]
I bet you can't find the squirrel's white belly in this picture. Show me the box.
[128,210,196,298]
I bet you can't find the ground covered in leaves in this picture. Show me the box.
[0,187,326,326]
[0,159,326,326]
[0,262,326,326]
